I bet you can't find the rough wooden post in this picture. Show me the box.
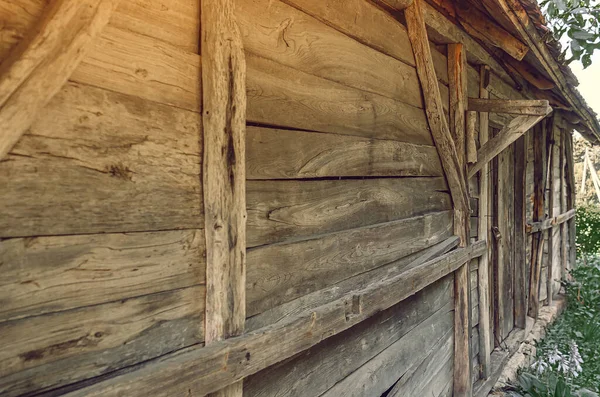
[202,0,247,396]
[448,43,472,396]
[477,65,492,379]
[560,128,568,281]
[547,124,555,306]
[514,134,527,328]
[565,132,576,270]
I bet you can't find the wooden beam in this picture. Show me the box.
[560,130,568,281]
[586,152,600,203]
[526,209,576,233]
[468,110,551,178]
[449,43,468,170]
[377,0,414,11]
[0,0,120,161]
[468,98,551,116]
[201,0,247,396]
[565,133,577,269]
[514,135,527,328]
[477,65,492,379]
[61,239,487,397]
[502,55,555,90]
[405,0,469,247]
[547,127,556,305]
[466,111,478,164]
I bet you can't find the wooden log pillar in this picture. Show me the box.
[448,42,472,396]
[477,65,492,379]
[560,129,568,281]
[201,1,247,396]
[547,123,555,306]
[514,134,527,328]
[405,0,470,393]
[565,132,576,270]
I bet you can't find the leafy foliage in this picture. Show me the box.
[539,0,600,67]
[576,205,600,257]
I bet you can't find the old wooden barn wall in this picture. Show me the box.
[0,0,578,396]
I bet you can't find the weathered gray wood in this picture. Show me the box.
[0,82,203,238]
[0,230,204,323]
[564,132,576,269]
[247,211,453,316]
[0,287,204,397]
[468,99,550,116]
[477,64,492,379]
[246,54,432,145]
[202,1,246,396]
[406,0,469,248]
[320,303,454,397]
[467,111,478,163]
[244,277,452,397]
[449,43,467,170]
[61,240,487,397]
[246,126,443,179]
[0,0,120,160]
[247,177,451,247]
[514,136,528,328]
[468,112,551,178]
[527,209,575,233]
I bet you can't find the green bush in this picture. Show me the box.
[576,206,600,258]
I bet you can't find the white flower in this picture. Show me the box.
[531,358,548,374]
[548,345,563,364]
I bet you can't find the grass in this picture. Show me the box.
[505,255,600,397]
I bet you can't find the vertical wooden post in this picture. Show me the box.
[477,65,492,379]
[565,132,576,269]
[547,124,555,305]
[514,134,527,328]
[560,129,568,281]
[448,42,472,397]
[202,1,247,396]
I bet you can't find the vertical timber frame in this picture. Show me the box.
[565,132,576,270]
[514,134,527,329]
[201,1,247,396]
[547,123,556,306]
[405,0,471,394]
[477,65,492,379]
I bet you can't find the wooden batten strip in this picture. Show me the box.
[468,110,552,178]
[468,98,551,116]
[526,209,575,233]
[0,0,120,160]
[476,64,492,379]
[406,0,469,245]
[201,1,247,396]
[61,239,487,397]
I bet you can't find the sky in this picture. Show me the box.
[569,51,600,119]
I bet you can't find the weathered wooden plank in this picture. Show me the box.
[202,2,246,397]
[244,276,452,397]
[477,64,492,378]
[467,111,478,164]
[0,82,202,238]
[246,54,432,145]
[468,99,551,116]
[320,303,454,397]
[61,240,487,397]
[564,132,576,269]
[527,209,576,233]
[514,135,527,328]
[406,0,469,244]
[468,112,551,178]
[0,230,204,323]
[0,0,119,160]
[236,0,423,108]
[448,43,467,169]
[247,210,453,316]
[247,177,451,247]
[246,126,443,179]
[0,286,204,397]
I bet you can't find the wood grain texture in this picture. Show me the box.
[246,54,432,145]
[247,177,451,247]
[244,276,453,397]
[0,82,203,238]
[514,136,528,328]
[468,98,551,116]
[0,0,120,160]
[406,0,469,233]
[0,230,204,323]
[60,240,486,397]
[448,43,467,171]
[0,286,204,397]
[247,211,454,316]
[246,126,443,179]
[467,111,478,164]
[201,1,246,396]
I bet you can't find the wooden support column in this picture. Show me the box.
[477,65,492,379]
[202,1,247,396]
[514,134,527,328]
[448,42,472,396]
[560,130,568,281]
[405,1,470,393]
[547,125,555,306]
[565,133,576,270]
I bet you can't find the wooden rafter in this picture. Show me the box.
[468,98,551,116]
[60,238,487,397]
[468,109,552,178]
[377,0,414,11]
[202,0,247,396]
[0,0,120,160]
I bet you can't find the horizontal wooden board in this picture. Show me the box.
[247,177,451,247]
[244,276,452,397]
[237,0,423,108]
[1,82,203,238]
[246,126,443,179]
[246,53,433,145]
[0,230,205,322]
[246,210,453,316]
[0,286,204,397]
[320,301,454,397]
